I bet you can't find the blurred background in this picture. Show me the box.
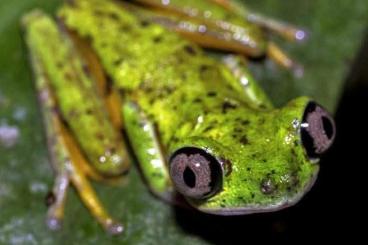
[1,0,367,244]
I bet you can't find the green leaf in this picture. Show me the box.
[0,0,367,244]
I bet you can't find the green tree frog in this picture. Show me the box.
[21,0,336,235]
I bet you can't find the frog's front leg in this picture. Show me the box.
[222,55,273,110]
[122,101,173,200]
[23,10,127,234]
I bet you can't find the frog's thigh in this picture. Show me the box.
[123,101,173,200]
[222,55,273,110]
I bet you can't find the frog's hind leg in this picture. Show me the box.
[207,0,306,74]
[132,0,305,73]
[23,10,125,235]
[36,62,124,234]
[209,0,308,42]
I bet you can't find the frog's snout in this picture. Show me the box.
[301,102,336,159]
[169,147,223,200]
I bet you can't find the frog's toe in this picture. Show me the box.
[106,221,124,235]
[46,216,63,231]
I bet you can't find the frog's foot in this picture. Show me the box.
[45,173,69,231]
[44,116,125,235]
[267,42,304,77]
[57,120,125,235]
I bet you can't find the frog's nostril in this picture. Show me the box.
[169,147,223,200]
[301,102,336,158]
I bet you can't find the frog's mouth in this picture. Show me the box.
[194,168,319,216]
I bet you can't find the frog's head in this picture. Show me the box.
[168,97,335,214]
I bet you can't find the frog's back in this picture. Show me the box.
[60,0,247,143]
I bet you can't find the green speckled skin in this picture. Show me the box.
[25,0,321,219]
[23,11,129,176]
[57,0,319,214]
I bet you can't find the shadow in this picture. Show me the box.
[173,30,368,244]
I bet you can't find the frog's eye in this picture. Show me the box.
[169,147,223,200]
[301,102,336,158]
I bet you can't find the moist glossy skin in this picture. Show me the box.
[59,0,320,213]
[23,0,335,234]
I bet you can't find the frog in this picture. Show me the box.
[21,0,336,235]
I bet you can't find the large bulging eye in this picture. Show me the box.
[301,102,336,158]
[169,147,223,200]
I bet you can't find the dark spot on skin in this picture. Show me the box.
[86,108,94,115]
[224,13,232,20]
[118,88,125,95]
[251,193,255,198]
[290,149,297,159]
[247,167,251,171]
[153,36,162,43]
[105,78,114,95]
[261,178,276,195]
[222,101,238,113]
[259,104,267,110]
[238,196,246,201]
[239,136,249,145]
[203,125,213,132]
[100,42,108,48]
[148,98,155,105]
[82,64,91,77]
[64,72,73,81]
[119,24,131,32]
[45,191,56,207]
[181,73,187,80]
[94,10,104,17]
[242,120,250,125]
[262,159,267,163]
[271,170,276,174]
[184,45,197,56]
[96,132,105,141]
[207,91,217,97]
[220,203,226,208]
[232,134,237,138]
[193,98,202,103]
[163,86,175,94]
[140,20,150,27]
[243,178,247,182]
[68,109,79,118]
[113,58,123,66]
[56,62,63,68]
[219,157,232,176]
[152,172,163,178]
[200,65,209,72]
[108,12,119,21]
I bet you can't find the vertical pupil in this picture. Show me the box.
[322,116,334,139]
[183,167,196,188]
